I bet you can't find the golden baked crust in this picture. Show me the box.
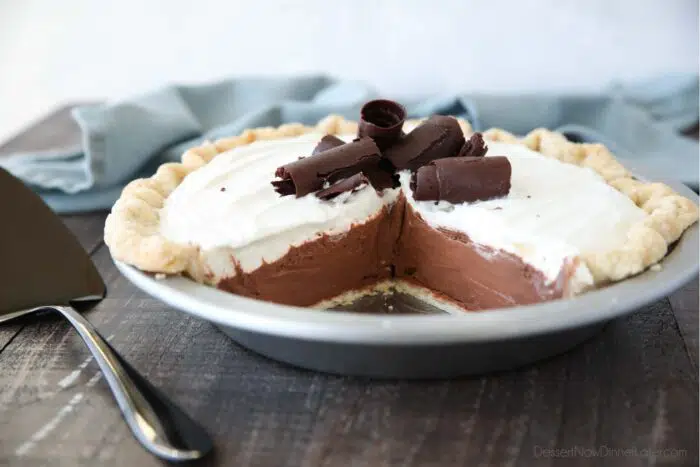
[104,116,698,289]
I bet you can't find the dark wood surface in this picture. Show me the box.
[0,106,698,467]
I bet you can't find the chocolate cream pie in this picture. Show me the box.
[104,99,699,311]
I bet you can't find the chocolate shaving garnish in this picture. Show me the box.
[358,99,407,150]
[411,156,511,203]
[363,163,400,191]
[384,115,465,171]
[272,137,381,197]
[312,134,345,155]
[316,173,370,200]
[457,132,488,158]
[270,179,296,196]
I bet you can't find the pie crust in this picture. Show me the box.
[104,115,699,290]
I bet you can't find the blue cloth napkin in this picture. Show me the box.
[2,74,697,213]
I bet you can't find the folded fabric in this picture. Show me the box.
[1,74,697,214]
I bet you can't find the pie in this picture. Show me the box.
[104,99,699,311]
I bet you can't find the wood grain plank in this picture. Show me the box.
[60,212,108,254]
[668,278,699,372]
[1,307,696,466]
[0,325,23,353]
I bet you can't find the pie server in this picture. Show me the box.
[0,167,213,462]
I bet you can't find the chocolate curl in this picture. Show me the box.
[457,132,488,158]
[411,165,439,200]
[358,99,407,150]
[411,156,511,203]
[272,137,381,197]
[316,173,370,200]
[364,162,400,191]
[384,115,465,171]
[313,134,344,155]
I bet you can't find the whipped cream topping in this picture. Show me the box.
[160,133,398,272]
[161,126,647,293]
[402,141,647,291]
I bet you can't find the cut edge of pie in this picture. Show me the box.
[103,115,699,296]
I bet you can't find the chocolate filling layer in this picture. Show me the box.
[216,196,568,311]
[393,200,565,309]
[217,204,403,307]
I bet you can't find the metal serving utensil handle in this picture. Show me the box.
[52,305,212,462]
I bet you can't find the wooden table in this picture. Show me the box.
[0,106,698,467]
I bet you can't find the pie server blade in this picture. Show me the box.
[0,167,105,315]
[0,167,213,461]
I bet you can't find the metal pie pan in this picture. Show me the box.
[113,178,698,378]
